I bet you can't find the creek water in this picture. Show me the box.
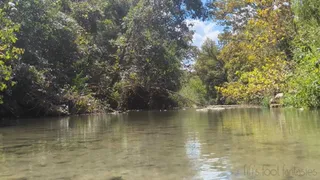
[1,108,320,180]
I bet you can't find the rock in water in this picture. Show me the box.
[208,107,225,111]
[196,108,208,112]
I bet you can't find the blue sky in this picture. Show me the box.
[186,19,223,48]
[186,0,224,48]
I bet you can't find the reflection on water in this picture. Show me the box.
[1,108,320,179]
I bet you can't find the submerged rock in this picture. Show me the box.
[196,108,208,112]
[207,107,226,111]
[196,107,226,112]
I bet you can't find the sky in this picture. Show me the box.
[186,19,224,48]
[186,0,224,49]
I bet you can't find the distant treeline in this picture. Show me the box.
[1,0,320,118]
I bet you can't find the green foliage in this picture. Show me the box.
[0,2,23,103]
[72,71,89,93]
[0,0,208,117]
[4,0,320,115]
[208,0,320,108]
[284,0,320,108]
[285,50,320,108]
[293,0,320,24]
[65,91,102,114]
[213,0,294,104]
[194,39,226,104]
[179,76,207,105]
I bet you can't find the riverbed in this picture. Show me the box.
[1,108,320,180]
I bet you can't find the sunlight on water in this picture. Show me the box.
[1,108,320,179]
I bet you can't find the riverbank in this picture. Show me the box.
[0,105,265,127]
[206,105,262,109]
[195,105,262,112]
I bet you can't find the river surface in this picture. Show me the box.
[1,108,320,180]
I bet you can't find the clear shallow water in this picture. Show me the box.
[1,108,320,180]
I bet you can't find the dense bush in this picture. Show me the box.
[179,76,207,105]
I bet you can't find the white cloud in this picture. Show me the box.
[186,19,221,48]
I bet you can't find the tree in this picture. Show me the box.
[0,1,23,104]
[0,0,209,117]
[213,0,295,103]
[112,0,206,109]
[209,0,256,32]
[284,0,320,108]
[194,39,226,104]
